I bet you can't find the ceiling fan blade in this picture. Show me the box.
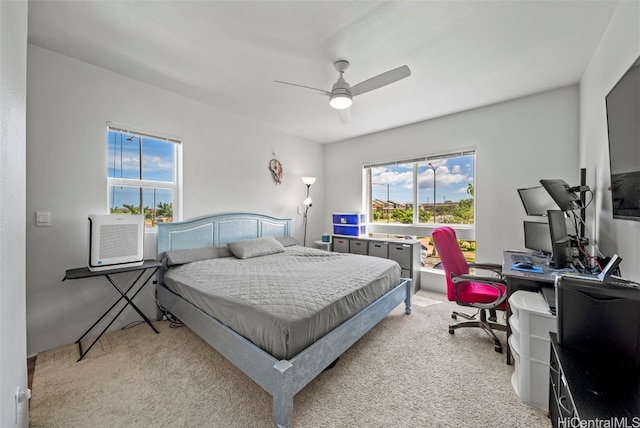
[338,107,351,125]
[350,65,411,97]
[273,80,331,96]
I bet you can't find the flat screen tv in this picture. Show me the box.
[517,186,558,216]
[606,54,640,221]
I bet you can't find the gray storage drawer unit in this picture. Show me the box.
[331,235,421,291]
[332,237,350,253]
[349,239,368,255]
[389,243,413,278]
[368,241,389,259]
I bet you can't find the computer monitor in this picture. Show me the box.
[517,186,558,216]
[540,179,583,211]
[523,221,553,255]
[547,209,571,268]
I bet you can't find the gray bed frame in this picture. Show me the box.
[156,212,412,428]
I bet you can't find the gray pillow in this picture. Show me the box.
[164,245,232,266]
[227,236,285,259]
[274,235,299,247]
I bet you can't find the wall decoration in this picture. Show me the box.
[269,158,283,184]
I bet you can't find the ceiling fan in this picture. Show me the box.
[274,60,411,124]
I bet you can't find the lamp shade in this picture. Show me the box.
[303,197,312,206]
[301,177,316,185]
[329,93,352,110]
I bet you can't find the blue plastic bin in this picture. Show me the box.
[332,213,366,225]
[333,224,367,236]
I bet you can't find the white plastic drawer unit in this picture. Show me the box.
[332,238,350,253]
[509,314,521,348]
[368,241,389,259]
[508,290,557,411]
[510,336,552,410]
[349,239,368,255]
[509,291,556,343]
[388,243,412,269]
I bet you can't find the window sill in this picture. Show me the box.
[368,223,475,241]
[419,267,447,294]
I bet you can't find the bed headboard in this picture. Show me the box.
[156,212,291,260]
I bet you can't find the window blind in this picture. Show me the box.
[107,121,182,144]
[363,149,475,169]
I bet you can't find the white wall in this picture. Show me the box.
[26,45,323,355]
[580,0,640,283]
[323,85,580,289]
[0,1,29,426]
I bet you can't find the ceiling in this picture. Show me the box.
[27,1,618,144]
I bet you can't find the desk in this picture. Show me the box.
[63,260,161,361]
[549,332,640,426]
[503,251,558,365]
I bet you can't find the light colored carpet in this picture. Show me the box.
[30,291,549,427]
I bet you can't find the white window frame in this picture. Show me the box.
[363,149,476,242]
[106,122,183,229]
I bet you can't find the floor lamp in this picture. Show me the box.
[302,176,316,246]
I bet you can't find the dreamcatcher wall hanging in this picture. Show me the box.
[269,156,283,185]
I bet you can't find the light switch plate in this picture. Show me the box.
[36,211,51,227]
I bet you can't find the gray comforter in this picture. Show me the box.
[163,246,401,359]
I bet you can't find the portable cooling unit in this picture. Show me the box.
[88,214,144,271]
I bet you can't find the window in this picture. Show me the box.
[364,150,475,268]
[107,123,181,228]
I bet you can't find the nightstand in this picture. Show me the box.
[314,240,331,251]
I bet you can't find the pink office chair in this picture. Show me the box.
[432,226,508,353]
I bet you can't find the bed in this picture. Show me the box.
[156,212,412,427]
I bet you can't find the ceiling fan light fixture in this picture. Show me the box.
[274,60,410,122]
[329,93,352,110]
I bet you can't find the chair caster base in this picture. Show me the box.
[448,308,507,353]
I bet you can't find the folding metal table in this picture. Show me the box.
[63,260,161,361]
